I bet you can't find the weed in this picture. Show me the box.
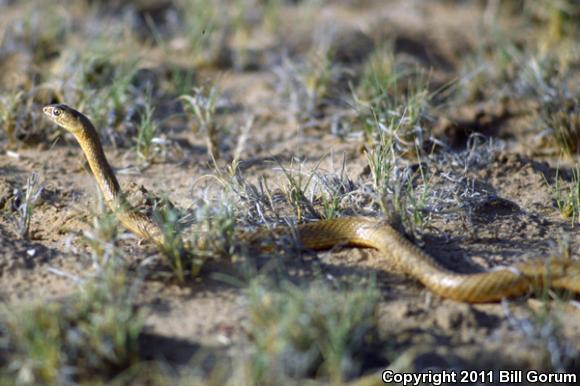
[357,44,397,103]
[177,0,221,67]
[242,279,382,384]
[180,86,221,162]
[190,196,238,262]
[316,159,354,220]
[152,198,192,283]
[258,162,347,224]
[502,298,576,372]
[0,91,24,145]
[166,64,197,97]
[302,48,335,115]
[227,156,357,229]
[356,47,433,159]
[551,161,580,224]
[59,52,142,145]
[273,50,336,121]
[12,173,44,240]
[262,0,284,33]
[541,97,579,157]
[277,161,321,223]
[83,205,124,269]
[402,163,431,235]
[365,134,395,210]
[135,96,159,163]
[103,60,140,133]
[520,0,579,44]
[0,266,143,385]
[354,43,436,234]
[151,191,239,283]
[231,115,254,168]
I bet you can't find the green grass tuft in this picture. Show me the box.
[1,267,143,385]
[242,279,383,385]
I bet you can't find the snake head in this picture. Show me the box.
[42,104,85,134]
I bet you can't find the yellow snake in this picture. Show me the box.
[42,104,580,303]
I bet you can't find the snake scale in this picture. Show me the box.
[43,104,580,303]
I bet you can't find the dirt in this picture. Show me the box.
[0,0,579,384]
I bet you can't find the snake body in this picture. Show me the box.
[43,104,580,303]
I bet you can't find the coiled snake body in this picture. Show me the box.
[43,104,580,303]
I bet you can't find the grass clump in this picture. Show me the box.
[355,45,433,233]
[502,298,577,372]
[0,194,143,384]
[135,95,159,163]
[242,280,383,385]
[12,173,44,240]
[152,193,239,283]
[152,199,194,283]
[0,267,143,385]
[517,0,579,46]
[273,50,336,123]
[299,48,335,118]
[551,161,580,224]
[356,43,434,159]
[0,91,24,146]
[176,0,221,67]
[316,160,355,221]
[541,97,580,157]
[277,162,321,223]
[366,140,430,234]
[190,200,238,261]
[264,157,359,225]
[181,86,222,163]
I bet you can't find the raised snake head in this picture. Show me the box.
[43,104,86,135]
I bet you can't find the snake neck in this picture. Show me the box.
[74,122,122,208]
[73,124,166,244]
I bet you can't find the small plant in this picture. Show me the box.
[190,198,238,261]
[273,50,335,121]
[0,90,24,145]
[135,97,159,163]
[262,0,284,33]
[356,46,433,159]
[83,205,123,269]
[180,86,221,162]
[502,298,576,372]
[277,161,320,223]
[302,48,334,116]
[152,193,238,283]
[357,44,397,103]
[317,168,352,220]
[402,163,431,235]
[105,60,140,129]
[551,161,580,224]
[541,98,579,157]
[365,134,395,212]
[242,279,382,385]
[13,173,44,239]
[152,198,192,283]
[167,64,197,97]
[74,55,140,143]
[519,0,579,44]
[1,266,143,385]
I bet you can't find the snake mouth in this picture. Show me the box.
[42,104,65,122]
[42,105,57,119]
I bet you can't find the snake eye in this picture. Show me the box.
[53,108,61,117]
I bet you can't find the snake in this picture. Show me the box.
[42,103,580,303]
